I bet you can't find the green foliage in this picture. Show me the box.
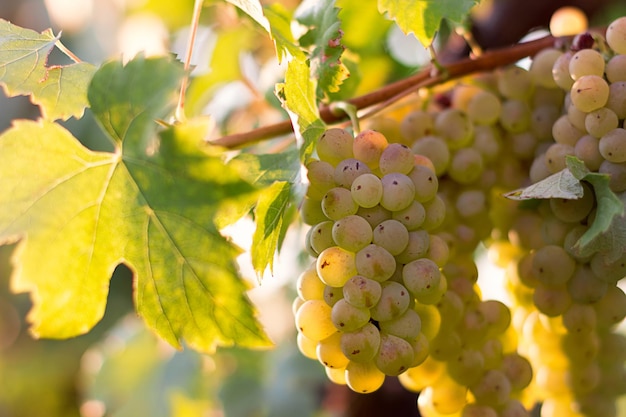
[0,19,96,120]
[378,0,479,46]
[0,56,270,353]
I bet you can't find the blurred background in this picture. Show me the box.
[1,1,626,416]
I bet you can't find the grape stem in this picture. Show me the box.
[210,34,560,148]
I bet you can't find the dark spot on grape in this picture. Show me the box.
[340,323,345,327]
[356,162,360,169]
[393,180,398,185]
[321,260,330,268]
[401,290,405,296]
[356,185,362,190]
[352,349,360,354]
[366,254,372,258]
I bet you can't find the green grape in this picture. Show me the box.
[593,285,626,328]
[422,195,447,231]
[461,403,498,417]
[585,107,619,138]
[605,54,626,83]
[379,308,422,340]
[590,251,626,284]
[570,75,609,113]
[531,105,561,141]
[340,322,381,363]
[350,173,383,208]
[435,108,474,149]
[533,283,572,317]
[467,90,502,125]
[531,244,576,287]
[316,128,354,165]
[569,48,605,80]
[373,219,409,256]
[345,360,386,393]
[370,281,411,321]
[343,275,382,309]
[325,366,347,385]
[409,332,429,367]
[456,189,486,219]
[308,221,334,255]
[606,16,626,54]
[317,246,357,287]
[317,331,350,369]
[552,50,575,90]
[402,258,442,302]
[499,99,531,133]
[426,234,450,267]
[501,353,533,392]
[414,302,442,340]
[599,159,626,192]
[447,348,486,386]
[400,110,435,142]
[510,131,539,160]
[334,158,372,188]
[331,298,371,332]
[305,159,336,200]
[324,285,344,307]
[435,290,464,331]
[457,308,489,347]
[355,243,397,282]
[562,331,600,365]
[332,215,373,252]
[606,81,626,119]
[497,65,534,100]
[357,204,392,228]
[478,300,511,338]
[563,303,597,335]
[449,148,484,184]
[599,333,626,363]
[599,128,626,162]
[430,329,462,361]
[470,369,512,407]
[321,187,358,220]
[566,361,601,394]
[472,125,502,162]
[545,143,575,173]
[300,196,328,225]
[297,262,326,301]
[392,200,426,231]
[295,299,336,341]
[567,102,588,131]
[574,134,604,171]
[408,164,439,202]
[379,143,415,175]
[296,331,318,359]
[352,129,388,170]
[567,264,607,304]
[374,333,414,375]
[481,338,504,370]
[529,48,562,88]
[380,172,416,211]
[412,136,451,176]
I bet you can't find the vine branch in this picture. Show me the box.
[210,34,560,148]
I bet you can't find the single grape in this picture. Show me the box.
[570,75,609,113]
[324,285,344,307]
[585,107,619,138]
[497,65,534,100]
[467,90,502,125]
[449,148,484,184]
[343,275,382,309]
[300,196,328,225]
[549,6,588,36]
[599,159,626,192]
[470,369,512,407]
[352,129,388,169]
[317,246,357,287]
[317,128,354,165]
[325,366,347,385]
[552,114,585,146]
[402,258,442,301]
[306,159,336,200]
[430,329,462,361]
[373,219,409,256]
[569,48,605,79]
[357,204,392,228]
[567,264,607,304]
[370,281,411,321]
[435,108,474,149]
[295,299,336,341]
[456,189,486,219]
[379,143,414,175]
[317,331,350,369]
[332,215,373,252]
[379,308,422,340]
[321,187,358,220]
[355,243,397,282]
[500,353,533,391]
[331,298,371,332]
[574,135,604,171]
[549,185,594,223]
[340,322,381,363]
[529,48,562,88]
[296,331,318,359]
[297,262,326,301]
[400,110,435,142]
[408,164,439,202]
[599,128,626,162]
[606,16,626,55]
[499,99,531,133]
[374,333,414,375]
[334,158,372,188]
[606,81,626,119]
[533,283,572,317]
[380,172,416,211]
[447,348,486,386]
[422,195,447,231]
[552,50,575,90]
[461,404,498,417]
[531,105,561,140]
[562,303,597,334]
[545,143,575,173]
[350,173,383,208]
[411,136,451,176]
[605,54,626,83]
[345,360,386,393]
[391,200,426,231]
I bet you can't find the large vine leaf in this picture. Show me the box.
[0,19,96,120]
[0,56,271,353]
[295,0,349,98]
[377,0,479,46]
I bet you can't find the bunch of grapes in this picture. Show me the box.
[293,13,626,417]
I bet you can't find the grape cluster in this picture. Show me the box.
[294,14,626,417]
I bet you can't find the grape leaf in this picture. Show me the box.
[264,4,305,63]
[504,168,583,200]
[275,58,326,162]
[295,0,349,98]
[377,0,478,46]
[230,150,301,276]
[226,0,270,32]
[0,56,271,353]
[0,19,96,120]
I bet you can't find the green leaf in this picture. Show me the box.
[295,0,349,98]
[225,0,270,32]
[0,19,96,120]
[230,149,300,186]
[377,0,478,46]
[276,58,326,162]
[264,3,305,63]
[0,56,271,353]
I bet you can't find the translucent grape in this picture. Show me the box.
[375,333,414,375]
[296,331,318,359]
[357,204,392,228]
[530,48,562,88]
[599,160,626,192]
[533,283,572,317]
[497,66,534,100]
[321,187,358,220]
[570,75,609,112]
[585,107,619,138]
[317,331,350,369]
[380,172,415,211]
[332,215,373,252]
[345,360,386,393]
[355,244,396,282]
[343,275,382,309]
[435,108,474,149]
[599,128,626,162]
[501,353,533,391]
[297,262,326,301]
[430,329,462,361]
[317,128,354,165]
[392,200,426,231]
[606,81,626,119]
[569,48,605,79]
[594,285,626,327]
[373,219,409,256]
[316,246,357,287]
[549,188,594,223]
[370,281,411,321]
[340,322,381,363]
[295,299,336,341]
[352,129,388,169]
[300,196,328,225]
[400,110,435,142]
[552,114,585,146]
[379,143,414,175]
[379,308,422,340]
[545,143,575,173]
[324,285,343,307]
[574,134,603,171]
[408,164,439,202]
[331,298,371,332]
[500,99,531,133]
[606,16,626,54]
[306,159,336,200]
[562,303,596,334]
[456,189,486,219]
[402,258,442,301]
[449,148,484,184]
[461,404,498,417]
[470,369,512,407]
[467,90,502,125]
[422,195,447,231]
[552,50,575,90]
[350,173,383,208]
[447,348,486,385]
[605,54,626,83]
[412,136,451,176]
[333,158,372,188]
[567,264,607,304]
